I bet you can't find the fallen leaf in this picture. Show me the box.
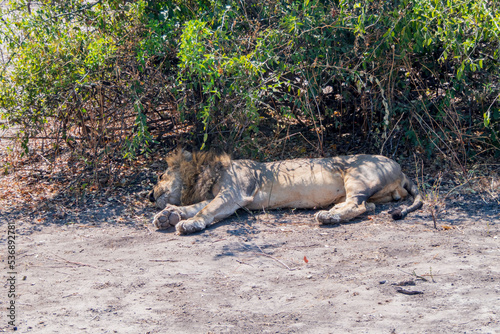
[303,256,309,263]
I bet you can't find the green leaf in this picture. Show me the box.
[483,110,491,127]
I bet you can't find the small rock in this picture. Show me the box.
[55,209,66,219]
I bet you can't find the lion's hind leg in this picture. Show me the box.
[315,200,375,225]
[316,175,376,224]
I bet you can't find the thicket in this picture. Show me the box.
[1,0,499,171]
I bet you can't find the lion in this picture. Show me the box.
[148,150,423,235]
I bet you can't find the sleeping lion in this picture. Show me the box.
[149,150,423,234]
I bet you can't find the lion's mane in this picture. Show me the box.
[166,150,231,205]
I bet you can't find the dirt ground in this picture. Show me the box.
[0,125,499,334]
[1,176,499,333]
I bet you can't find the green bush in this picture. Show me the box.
[1,0,499,167]
[0,0,155,158]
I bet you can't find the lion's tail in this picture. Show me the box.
[389,175,423,220]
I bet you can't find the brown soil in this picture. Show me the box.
[1,174,499,333]
[1,127,499,333]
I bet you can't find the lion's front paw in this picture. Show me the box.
[315,210,341,225]
[153,205,183,230]
[176,217,207,235]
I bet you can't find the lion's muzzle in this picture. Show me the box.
[148,190,156,203]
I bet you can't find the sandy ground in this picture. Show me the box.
[1,188,499,333]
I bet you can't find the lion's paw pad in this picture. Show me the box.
[315,211,341,225]
[153,209,181,230]
[176,219,206,235]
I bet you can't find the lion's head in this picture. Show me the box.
[149,149,231,209]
